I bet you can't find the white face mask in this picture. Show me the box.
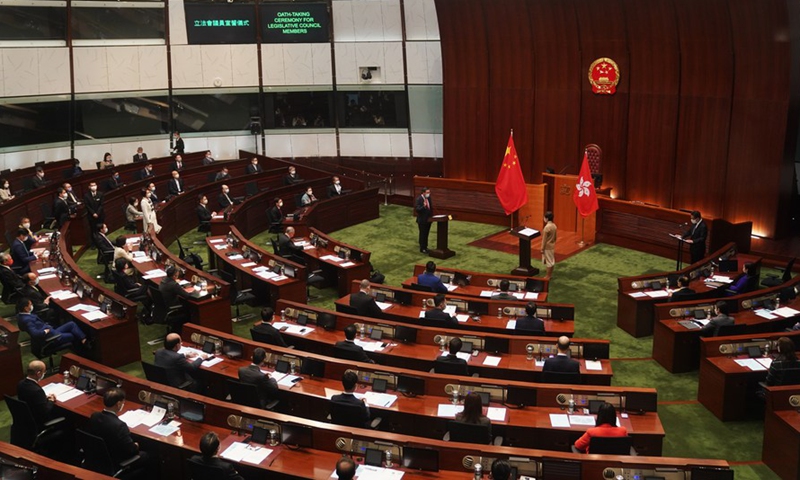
[33,278,39,286]
[2,184,8,189]
[691,218,698,225]
[278,202,283,208]
[334,181,340,185]
[424,193,430,198]
[22,223,30,229]
[202,199,208,205]
[223,189,229,194]
[90,186,97,192]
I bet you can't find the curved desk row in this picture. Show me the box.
[403,264,550,302]
[0,441,113,480]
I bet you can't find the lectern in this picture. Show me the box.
[428,215,455,259]
[510,226,541,276]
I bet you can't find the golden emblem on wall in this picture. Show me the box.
[588,57,620,95]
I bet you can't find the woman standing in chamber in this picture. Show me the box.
[140,189,161,234]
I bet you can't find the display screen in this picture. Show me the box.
[260,2,329,43]
[184,3,257,44]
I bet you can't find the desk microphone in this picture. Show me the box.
[558,164,574,174]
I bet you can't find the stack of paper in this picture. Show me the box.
[201,357,224,368]
[276,374,301,388]
[455,352,471,361]
[364,392,398,408]
[525,292,539,300]
[487,407,507,422]
[229,254,244,261]
[321,255,344,263]
[567,415,595,426]
[505,320,517,329]
[133,256,151,263]
[42,383,83,402]
[755,309,778,320]
[214,244,227,250]
[119,410,147,428]
[549,413,570,427]
[444,305,457,315]
[629,291,648,298]
[38,274,57,280]
[375,301,392,311]
[51,290,77,300]
[38,267,56,275]
[455,314,470,323]
[734,358,767,371]
[220,442,273,464]
[354,339,384,352]
[584,360,602,371]
[519,227,539,236]
[644,290,670,298]
[446,284,458,292]
[67,304,99,312]
[437,404,464,417]
[209,239,225,244]
[483,356,501,366]
[241,262,257,268]
[149,421,181,436]
[126,237,142,244]
[82,310,107,322]
[340,261,356,268]
[143,269,167,279]
[773,307,800,318]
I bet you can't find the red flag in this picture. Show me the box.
[495,134,528,215]
[572,151,599,217]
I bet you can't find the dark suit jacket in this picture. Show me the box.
[154,347,202,387]
[170,161,184,172]
[218,193,234,209]
[196,205,212,223]
[251,322,288,347]
[31,176,47,189]
[0,264,23,291]
[701,313,735,337]
[283,174,301,185]
[417,272,447,293]
[16,312,53,339]
[238,364,279,408]
[277,233,303,258]
[52,199,70,229]
[139,168,154,181]
[669,287,696,303]
[188,455,243,480]
[424,308,458,327]
[87,410,138,466]
[349,291,383,319]
[173,138,185,154]
[17,378,54,427]
[415,194,433,224]
[683,220,708,262]
[327,184,343,198]
[267,206,283,229]
[116,272,146,298]
[515,315,545,333]
[330,392,370,427]
[104,177,123,192]
[11,239,36,274]
[133,153,148,163]
[168,178,185,195]
[95,232,114,253]
[333,340,374,363]
[542,354,581,373]
[491,292,516,300]
[19,285,47,312]
[245,164,263,175]
[84,192,105,221]
[159,277,192,308]
[434,353,469,376]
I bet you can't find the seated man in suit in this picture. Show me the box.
[335,457,357,480]
[196,195,215,226]
[20,273,53,315]
[0,252,24,299]
[334,324,375,364]
[214,167,231,182]
[138,163,155,181]
[30,167,47,189]
[542,336,580,373]
[10,228,37,275]
[168,170,185,196]
[267,198,284,233]
[491,279,516,300]
[238,348,279,409]
[113,259,150,308]
[349,279,383,319]
[491,460,513,480]
[158,266,193,333]
[330,371,371,427]
[669,275,696,302]
[154,333,205,391]
[417,261,447,293]
[17,360,57,425]
[133,147,148,163]
[434,337,469,376]
[63,183,79,210]
[424,293,459,327]
[245,157,263,175]
[327,176,344,198]
[701,301,735,337]
[251,307,288,347]
[17,297,88,350]
[218,185,235,209]
[283,166,302,185]
[515,302,545,334]
[189,432,243,480]
[202,150,215,165]
[277,226,304,263]
[104,171,123,191]
[171,155,184,172]
[18,218,39,249]
[86,388,153,474]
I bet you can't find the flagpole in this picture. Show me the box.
[578,217,586,247]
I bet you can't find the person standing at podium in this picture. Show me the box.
[682,210,707,264]
[542,211,557,278]
[415,187,433,254]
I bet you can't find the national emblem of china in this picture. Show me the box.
[588,57,620,95]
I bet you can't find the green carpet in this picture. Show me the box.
[0,205,783,479]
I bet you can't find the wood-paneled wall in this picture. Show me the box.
[435,0,795,238]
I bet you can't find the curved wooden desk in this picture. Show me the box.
[0,441,113,480]
[402,264,550,302]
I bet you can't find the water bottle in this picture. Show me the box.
[497,307,502,318]
[269,429,279,446]
[359,324,366,339]
[167,402,175,421]
[451,388,459,405]
[474,462,483,479]
[440,337,447,352]
[568,396,575,414]
[422,300,427,311]
[384,449,392,468]
[63,370,70,385]
[280,309,286,321]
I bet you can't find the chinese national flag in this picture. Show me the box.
[495,134,528,215]
[572,152,599,217]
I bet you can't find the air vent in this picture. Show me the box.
[790,395,800,408]
[719,344,733,355]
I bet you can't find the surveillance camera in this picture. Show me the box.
[361,69,372,81]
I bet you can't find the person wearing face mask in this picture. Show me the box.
[133,146,148,163]
[11,228,37,275]
[246,157,263,175]
[147,183,159,203]
[17,360,58,424]
[415,187,433,254]
[300,187,317,206]
[327,176,344,198]
[267,197,284,233]
[202,150,215,165]
[214,167,231,182]
[113,236,134,263]
[682,210,707,264]
[87,388,154,474]
[53,187,71,228]
[171,154,184,172]
[141,189,161,234]
[168,170,185,196]
[171,131,185,155]
[18,217,39,248]
[62,182,79,210]
[138,162,155,181]
[0,252,24,302]
[94,223,114,255]
[0,178,15,203]
[113,258,151,310]
[196,195,215,229]
[17,297,87,349]
[30,167,47,189]
[21,273,53,314]
[104,170,123,191]
[126,196,143,226]
[218,185,235,209]
[102,152,115,169]
[84,182,105,248]
[283,166,302,185]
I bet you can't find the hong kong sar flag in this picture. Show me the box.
[572,151,599,217]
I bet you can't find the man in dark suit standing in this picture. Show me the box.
[86,388,152,473]
[349,279,383,319]
[83,182,105,237]
[189,433,243,480]
[133,147,148,163]
[10,229,36,275]
[139,163,155,181]
[218,185,235,209]
[251,307,288,347]
[434,337,469,376]
[245,157,263,175]
[515,302,545,334]
[17,360,56,425]
[53,187,71,228]
[158,266,192,333]
[327,176,344,198]
[267,197,283,233]
[154,333,204,391]
[330,371,371,427]
[170,155,184,172]
[682,210,708,264]
[283,166,301,185]
[238,348,279,409]
[417,261,447,293]
[542,336,580,373]
[168,170,185,196]
[333,324,375,364]
[196,195,214,227]
[669,276,696,303]
[415,187,433,254]
[424,293,458,327]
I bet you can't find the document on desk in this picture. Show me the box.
[321,254,344,263]
[143,269,166,279]
[119,410,147,428]
[456,352,471,362]
[510,292,525,300]
[364,391,398,408]
[375,301,392,311]
[340,261,356,268]
[67,303,98,312]
[352,465,405,480]
[38,267,57,275]
[229,254,244,261]
[221,442,273,464]
[212,215,224,220]
[480,290,494,297]
[133,255,152,263]
[141,406,166,427]
[43,383,83,402]
[277,374,301,388]
[773,307,800,318]
[535,360,545,367]
[437,404,464,417]
[755,309,778,320]
[506,320,517,329]
[82,310,107,322]
[51,289,77,300]
[201,356,224,368]
[354,339,384,352]
[487,407,507,422]
[519,227,539,237]
[446,284,458,292]
[38,274,57,281]
[549,414,570,428]
[209,238,225,243]
[757,357,773,368]
[456,314,470,323]
[220,442,249,462]
[525,292,539,300]
[483,356,501,366]
[149,421,181,437]
[444,305,457,315]
[734,358,767,371]
[131,251,146,258]
[709,275,733,284]
[644,290,670,298]
[584,360,602,371]
[214,244,227,250]
[240,262,257,268]
[627,291,647,298]
[568,415,595,426]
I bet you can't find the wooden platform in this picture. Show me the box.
[468,228,592,262]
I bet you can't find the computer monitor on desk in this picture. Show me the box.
[222,339,243,359]
[393,290,412,306]
[281,423,313,448]
[484,336,509,354]
[394,325,417,343]
[402,446,439,472]
[397,374,425,397]
[180,398,205,422]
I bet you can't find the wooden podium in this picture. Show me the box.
[542,172,596,243]
[510,226,541,276]
[428,215,455,259]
